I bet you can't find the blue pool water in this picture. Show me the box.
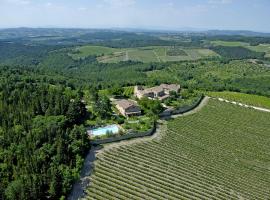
[87,125,120,137]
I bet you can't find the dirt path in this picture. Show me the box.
[125,50,129,61]
[68,96,210,200]
[68,146,100,200]
[153,50,161,62]
[212,97,270,113]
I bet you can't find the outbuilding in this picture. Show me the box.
[115,99,141,117]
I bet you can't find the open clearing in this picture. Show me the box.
[85,100,270,199]
[211,40,270,58]
[70,45,218,63]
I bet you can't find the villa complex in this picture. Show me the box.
[114,83,180,118]
[134,84,181,101]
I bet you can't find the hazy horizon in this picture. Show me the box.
[1,26,270,34]
[0,0,270,32]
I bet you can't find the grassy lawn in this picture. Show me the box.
[128,48,158,62]
[207,91,270,109]
[86,100,270,199]
[211,40,250,47]
[123,116,153,132]
[167,96,201,109]
[163,89,202,109]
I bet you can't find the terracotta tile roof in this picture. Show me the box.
[116,99,138,110]
[160,84,180,91]
[144,86,164,94]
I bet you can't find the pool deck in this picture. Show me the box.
[87,124,122,138]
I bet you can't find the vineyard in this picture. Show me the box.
[123,86,134,97]
[85,100,270,199]
[207,91,270,109]
[211,40,270,58]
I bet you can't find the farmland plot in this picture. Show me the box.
[207,91,270,109]
[85,100,270,199]
[70,45,218,63]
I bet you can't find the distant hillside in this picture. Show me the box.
[203,30,270,37]
[0,28,270,41]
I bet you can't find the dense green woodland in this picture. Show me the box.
[0,42,65,65]
[0,79,90,199]
[1,29,270,199]
[147,60,270,97]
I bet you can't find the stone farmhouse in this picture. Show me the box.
[115,99,141,117]
[134,84,181,101]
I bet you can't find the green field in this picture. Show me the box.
[85,100,270,199]
[211,40,250,47]
[211,40,270,58]
[70,46,219,63]
[248,44,270,58]
[207,91,270,109]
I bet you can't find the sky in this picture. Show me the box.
[0,0,270,32]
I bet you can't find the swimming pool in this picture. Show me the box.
[87,124,120,137]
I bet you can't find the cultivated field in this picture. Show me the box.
[70,46,218,63]
[248,44,270,58]
[85,100,270,199]
[211,40,270,58]
[70,46,120,60]
[211,40,250,47]
[207,91,270,109]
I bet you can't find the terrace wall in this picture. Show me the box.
[159,95,204,118]
[90,123,156,145]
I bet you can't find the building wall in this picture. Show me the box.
[154,90,165,97]
[134,86,144,99]
[126,106,141,116]
[144,92,154,99]
[116,105,126,116]
[116,104,141,117]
